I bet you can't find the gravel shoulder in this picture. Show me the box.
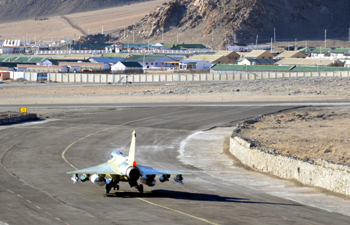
[236,107,350,167]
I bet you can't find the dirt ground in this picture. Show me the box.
[237,107,350,167]
[0,0,168,41]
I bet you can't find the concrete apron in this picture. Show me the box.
[178,127,350,217]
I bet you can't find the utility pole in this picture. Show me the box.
[234,34,236,43]
[102,26,104,34]
[270,37,273,52]
[295,38,297,50]
[255,35,258,50]
[274,27,276,44]
[133,27,135,43]
[325,29,327,47]
[88,29,90,35]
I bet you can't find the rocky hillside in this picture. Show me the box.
[108,0,350,48]
[0,0,149,22]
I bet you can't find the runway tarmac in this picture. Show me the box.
[1,104,350,225]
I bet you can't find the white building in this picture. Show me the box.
[111,61,143,72]
[179,60,212,70]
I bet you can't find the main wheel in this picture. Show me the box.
[105,184,111,194]
[138,184,143,193]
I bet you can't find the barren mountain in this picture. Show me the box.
[0,0,149,23]
[107,0,350,48]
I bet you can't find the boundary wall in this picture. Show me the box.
[4,70,350,83]
[230,119,350,196]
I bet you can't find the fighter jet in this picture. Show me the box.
[67,131,190,194]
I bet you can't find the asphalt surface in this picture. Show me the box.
[1,104,350,225]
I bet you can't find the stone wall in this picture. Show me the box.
[230,135,350,196]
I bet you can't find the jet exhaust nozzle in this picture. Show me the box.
[126,167,140,181]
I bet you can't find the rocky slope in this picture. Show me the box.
[108,0,350,48]
[0,0,149,22]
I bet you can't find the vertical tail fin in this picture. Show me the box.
[128,130,136,165]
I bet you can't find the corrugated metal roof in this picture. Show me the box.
[90,57,126,63]
[276,51,306,58]
[244,58,280,64]
[17,65,62,69]
[214,51,239,56]
[245,50,273,58]
[163,43,207,49]
[330,48,350,53]
[212,64,291,71]
[211,64,350,72]
[119,61,142,67]
[275,58,335,66]
[310,48,331,54]
[189,55,227,62]
[59,62,104,66]
[180,59,205,63]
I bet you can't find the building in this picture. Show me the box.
[59,62,106,72]
[0,72,10,80]
[310,48,331,58]
[330,48,350,59]
[298,47,313,55]
[244,50,274,59]
[0,62,36,71]
[17,65,62,73]
[89,57,126,70]
[89,57,126,64]
[47,59,90,66]
[275,58,344,67]
[214,51,240,62]
[179,60,212,70]
[162,43,208,50]
[275,51,306,59]
[227,43,249,52]
[189,55,230,64]
[0,67,10,71]
[111,61,143,72]
[238,58,280,66]
[67,43,111,50]
[123,55,177,69]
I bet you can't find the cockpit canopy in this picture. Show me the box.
[111,150,124,159]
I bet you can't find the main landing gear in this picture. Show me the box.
[105,180,119,194]
[129,181,143,193]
